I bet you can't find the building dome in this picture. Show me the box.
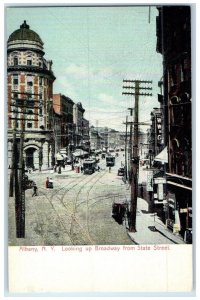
[7,21,44,52]
[8,20,43,45]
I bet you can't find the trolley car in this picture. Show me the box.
[106,156,115,167]
[83,159,96,175]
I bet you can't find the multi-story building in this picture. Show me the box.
[82,118,90,152]
[156,6,192,240]
[7,21,56,170]
[147,108,163,161]
[53,93,74,154]
[73,102,85,148]
[89,126,103,151]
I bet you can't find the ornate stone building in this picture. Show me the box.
[7,21,56,170]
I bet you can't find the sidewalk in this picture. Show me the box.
[126,197,185,245]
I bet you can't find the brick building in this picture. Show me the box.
[156,6,192,240]
[7,21,56,170]
[53,93,74,154]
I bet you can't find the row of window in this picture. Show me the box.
[12,74,44,86]
[12,56,43,67]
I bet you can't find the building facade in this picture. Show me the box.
[82,118,90,152]
[156,6,192,240]
[53,93,74,155]
[73,102,85,149]
[147,108,163,163]
[7,21,56,170]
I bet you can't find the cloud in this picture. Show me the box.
[63,63,114,81]
[95,93,128,111]
[54,76,78,100]
[64,64,89,79]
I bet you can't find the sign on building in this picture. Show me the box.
[146,170,153,191]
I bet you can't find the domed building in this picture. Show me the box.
[7,21,56,170]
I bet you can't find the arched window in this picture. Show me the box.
[170,96,183,125]
[171,138,180,149]
[170,96,180,105]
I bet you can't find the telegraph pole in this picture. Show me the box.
[122,79,152,232]
[9,91,40,237]
[128,108,134,175]
[9,92,18,197]
[124,116,128,181]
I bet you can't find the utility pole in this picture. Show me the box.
[128,108,134,176]
[9,92,18,197]
[9,91,40,237]
[124,116,128,181]
[122,79,152,232]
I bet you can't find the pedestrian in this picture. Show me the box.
[46,177,49,188]
[109,166,111,173]
[49,178,53,188]
[58,165,61,174]
[32,184,38,197]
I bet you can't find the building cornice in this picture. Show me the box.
[7,65,56,81]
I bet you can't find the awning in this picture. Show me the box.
[154,147,168,163]
[72,149,88,157]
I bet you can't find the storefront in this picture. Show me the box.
[166,173,192,242]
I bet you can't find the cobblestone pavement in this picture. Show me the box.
[8,153,133,246]
[8,152,185,246]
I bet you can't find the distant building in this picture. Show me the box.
[147,108,163,159]
[53,93,74,154]
[73,102,85,148]
[82,118,90,152]
[7,21,56,169]
[89,126,103,151]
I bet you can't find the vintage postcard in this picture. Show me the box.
[5,3,194,295]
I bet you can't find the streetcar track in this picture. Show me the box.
[34,190,75,245]
[37,172,104,244]
[29,161,127,245]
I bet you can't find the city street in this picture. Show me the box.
[8,152,133,246]
[8,151,185,246]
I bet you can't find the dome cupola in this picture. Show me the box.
[7,20,44,52]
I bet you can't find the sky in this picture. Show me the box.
[6,5,163,131]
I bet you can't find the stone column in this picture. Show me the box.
[42,141,49,169]
[34,149,39,170]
